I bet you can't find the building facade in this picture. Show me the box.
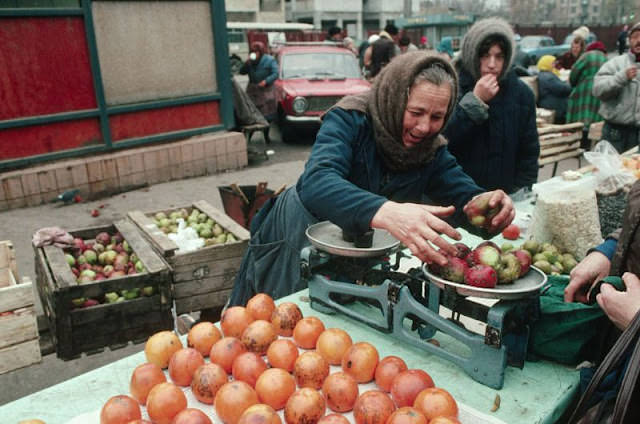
[284,0,421,40]
[510,0,640,26]
[225,0,286,23]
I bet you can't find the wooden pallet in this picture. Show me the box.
[33,221,173,360]
[128,200,250,315]
[0,240,41,374]
[538,122,585,175]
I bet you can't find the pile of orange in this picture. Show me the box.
[99,293,461,424]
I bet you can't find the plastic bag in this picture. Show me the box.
[167,219,205,253]
[584,140,635,237]
[530,176,603,260]
[584,140,635,195]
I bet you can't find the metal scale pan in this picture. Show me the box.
[423,264,547,300]
[306,221,400,258]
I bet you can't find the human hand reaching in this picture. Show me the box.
[371,201,461,265]
[597,272,640,330]
[564,251,611,303]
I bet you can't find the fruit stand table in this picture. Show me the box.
[0,284,579,424]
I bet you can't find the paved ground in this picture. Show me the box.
[0,124,579,406]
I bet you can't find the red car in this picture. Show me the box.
[274,44,371,143]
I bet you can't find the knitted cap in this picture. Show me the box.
[630,22,640,38]
[572,26,589,41]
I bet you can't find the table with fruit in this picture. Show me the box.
[2,288,578,424]
[3,199,583,424]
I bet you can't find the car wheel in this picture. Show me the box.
[229,55,243,75]
[278,110,296,144]
[280,123,296,144]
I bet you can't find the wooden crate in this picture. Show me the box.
[33,220,173,360]
[0,241,41,374]
[128,200,250,314]
[537,122,585,174]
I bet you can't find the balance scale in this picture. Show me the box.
[302,221,546,389]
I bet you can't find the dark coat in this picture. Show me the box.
[229,108,484,306]
[537,71,571,123]
[444,68,540,194]
[239,54,278,86]
[297,108,484,234]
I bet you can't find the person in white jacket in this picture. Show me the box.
[593,22,640,153]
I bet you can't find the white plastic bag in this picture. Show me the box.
[530,175,602,260]
[167,219,205,253]
[584,140,635,237]
[584,140,635,194]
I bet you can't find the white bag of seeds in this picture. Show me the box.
[530,178,603,260]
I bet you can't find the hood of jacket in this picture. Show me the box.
[457,17,516,82]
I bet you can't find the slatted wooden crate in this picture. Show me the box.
[128,200,250,315]
[0,241,41,374]
[538,122,585,175]
[33,220,173,360]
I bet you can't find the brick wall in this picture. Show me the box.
[0,132,247,211]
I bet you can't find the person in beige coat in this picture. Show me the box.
[593,22,640,153]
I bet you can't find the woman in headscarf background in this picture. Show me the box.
[239,41,279,121]
[444,17,539,195]
[536,55,571,124]
[566,41,608,147]
[436,37,454,59]
[557,26,588,70]
[229,51,515,306]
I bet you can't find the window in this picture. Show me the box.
[281,52,361,79]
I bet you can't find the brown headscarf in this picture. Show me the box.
[330,51,458,172]
[250,41,266,55]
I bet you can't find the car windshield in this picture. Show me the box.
[520,37,545,49]
[563,33,596,45]
[281,52,361,79]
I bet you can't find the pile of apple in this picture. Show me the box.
[64,231,153,309]
[429,241,532,289]
[152,207,237,246]
[517,239,578,276]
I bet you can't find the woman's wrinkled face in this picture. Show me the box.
[402,81,450,148]
[479,44,505,78]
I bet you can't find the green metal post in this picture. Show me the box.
[82,0,113,148]
[211,0,235,130]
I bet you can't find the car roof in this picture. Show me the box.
[276,45,354,55]
[521,35,551,40]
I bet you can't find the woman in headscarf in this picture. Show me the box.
[436,37,454,59]
[239,41,279,121]
[444,17,539,195]
[566,41,607,146]
[557,27,588,70]
[536,55,571,124]
[229,51,515,306]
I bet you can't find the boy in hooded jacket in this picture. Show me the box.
[444,18,540,194]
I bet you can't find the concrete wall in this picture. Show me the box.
[92,1,217,106]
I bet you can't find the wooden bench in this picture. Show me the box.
[538,122,585,176]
